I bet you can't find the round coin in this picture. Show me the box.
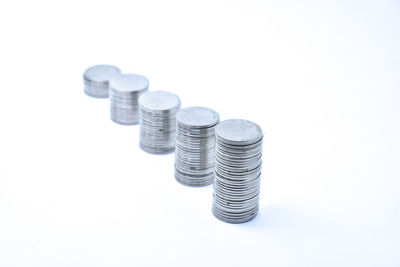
[175,106,220,187]
[83,64,121,98]
[139,91,181,154]
[212,119,263,224]
[109,73,149,125]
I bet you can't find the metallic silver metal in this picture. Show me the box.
[139,91,181,154]
[175,107,220,187]
[109,73,149,125]
[83,64,121,98]
[212,119,263,224]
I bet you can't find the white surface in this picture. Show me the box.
[0,0,399,266]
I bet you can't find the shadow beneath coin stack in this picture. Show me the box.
[241,204,312,232]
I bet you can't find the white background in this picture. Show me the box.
[0,0,399,266]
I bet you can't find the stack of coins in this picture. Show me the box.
[139,91,181,154]
[212,119,263,224]
[109,73,149,125]
[175,107,219,187]
[83,64,121,98]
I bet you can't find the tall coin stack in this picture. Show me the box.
[175,107,220,187]
[83,64,121,98]
[139,91,181,154]
[212,119,263,223]
[109,73,149,125]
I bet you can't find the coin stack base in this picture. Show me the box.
[212,119,263,224]
[139,143,175,155]
[139,91,181,154]
[175,107,220,187]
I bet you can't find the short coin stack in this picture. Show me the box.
[109,73,149,125]
[175,107,220,187]
[83,64,121,98]
[139,91,181,154]
[212,119,263,223]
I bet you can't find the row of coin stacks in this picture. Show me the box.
[83,64,263,224]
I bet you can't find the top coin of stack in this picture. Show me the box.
[83,64,121,98]
[175,106,219,187]
[109,73,149,125]
[212,119,263,224]
[139,91,181,154]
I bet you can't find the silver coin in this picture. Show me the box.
[139,90,181,112]
[176,106,220,128]
[215,119,263,145]
[83,64,121,98]
[109,73,149,125]
[212,119,263,224]
[139,91,181,154]
[175,107,220,187]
